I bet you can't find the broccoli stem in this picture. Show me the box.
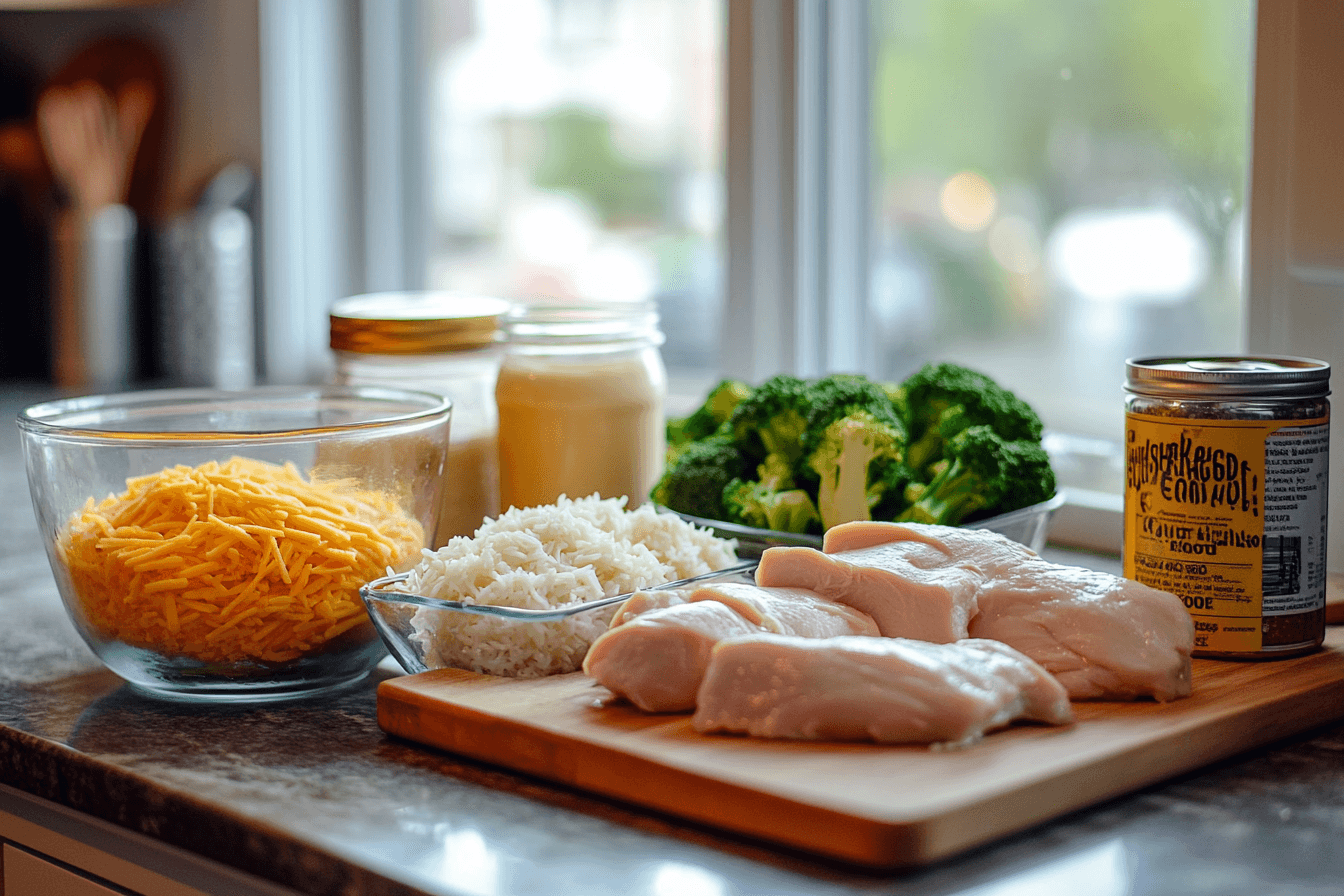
[816,422,879,530]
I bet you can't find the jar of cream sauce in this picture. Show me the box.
[496,302,667,512]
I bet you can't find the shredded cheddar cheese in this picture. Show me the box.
[58,457,425,665]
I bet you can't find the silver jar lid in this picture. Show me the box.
[1125,356,1331,399]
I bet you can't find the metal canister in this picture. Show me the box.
[1123,356,1331,659]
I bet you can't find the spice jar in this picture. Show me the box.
[496,301,667,512]
[330,292,510,544]
[1123,356,1330,659]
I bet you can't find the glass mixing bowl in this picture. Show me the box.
[18,386,451,702]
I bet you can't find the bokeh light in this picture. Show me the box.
[939,170,998,232]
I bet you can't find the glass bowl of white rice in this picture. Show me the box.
[361,495,742,678]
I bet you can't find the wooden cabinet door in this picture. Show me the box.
[4,843,129,896]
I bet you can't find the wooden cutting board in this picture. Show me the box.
[377,628,1344,870]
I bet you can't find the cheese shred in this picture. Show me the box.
[58,457,424,665]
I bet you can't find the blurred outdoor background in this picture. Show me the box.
[419,0,1252,452]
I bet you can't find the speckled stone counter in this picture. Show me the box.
[4,382,1344,896]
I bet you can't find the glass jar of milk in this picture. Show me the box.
[496,301,667,512]
[330,292,510,544]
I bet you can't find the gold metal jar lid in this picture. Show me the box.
[1125,355,1331,399]
[330,292,512,355]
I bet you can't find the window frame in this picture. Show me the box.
[256,0,425,386]
[723,0,873,383]
[257,0,358,385]
[1245,0,1344,575]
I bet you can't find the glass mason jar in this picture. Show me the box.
[496,301,668,512]
[330,292,510,544]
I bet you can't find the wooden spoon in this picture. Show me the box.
[37,76,155,211]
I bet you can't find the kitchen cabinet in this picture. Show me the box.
[4,845,124,896]
[0,785,300,896]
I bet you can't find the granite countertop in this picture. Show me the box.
[4,383,1344,896]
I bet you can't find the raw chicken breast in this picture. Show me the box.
[686,582,880,638]
[754,540,983,642]
[818,521,1195,702]
[822,520,1037,575]
[608,587,689,628]
[692,634,1073,747]
[588,582,878,712]
[968,559,1195,702]
[584,601,763,712]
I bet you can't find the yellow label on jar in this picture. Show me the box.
[1123,412,1329,655]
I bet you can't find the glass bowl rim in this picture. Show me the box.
[659,490,1067,553]
[17,384,452,445]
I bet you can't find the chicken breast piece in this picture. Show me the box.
[692,634,1073,747]
[589,582,879,711]
[607,587,689,628]
[819,521,1195,702]
[583,601,765,712]
[686,582,880,638]
[754,541,982,642]
[968,559,1195,702]
[822,520,1038,576]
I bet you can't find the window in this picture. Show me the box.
[867,0,1252,445]
[263,0,1343,554]
[411,0,1251,442]
[863,0,1254,545]
[418,0,725,387]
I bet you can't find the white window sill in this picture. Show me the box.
[1048,486,1123,555]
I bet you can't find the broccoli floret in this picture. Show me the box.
[651,435,750,520]
[897,362,1044,477]
[867,457,915,522]
[722,478,822,534]
[897,425,1056,527]
[665,417,696,448]
[804,373,905,434]
[903,478,929,507]
[804,410,906,531]
[997,439,1058,513]
[755,452,798,491]
[667,379,753,447]
[728,374,815,464]
[797,374,907,527]
[880,380,907,422]
[666,419,735,467]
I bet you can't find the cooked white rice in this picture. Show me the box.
[403,494,738,677]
